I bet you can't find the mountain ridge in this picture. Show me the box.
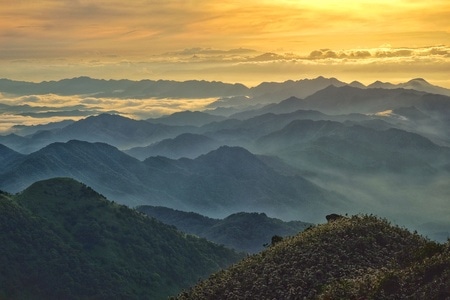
[174,215,450,299]
[0,141,343,221]
[137,206,312,253]
[1,76,449,102]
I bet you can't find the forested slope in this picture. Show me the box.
[175,215,450,299]
[0,178,243,300]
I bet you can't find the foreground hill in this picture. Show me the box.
[137,206,312,253]
[174,215,450,299]
[0,178,243,299]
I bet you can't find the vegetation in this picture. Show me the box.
[137,206,311,253]
[0,178,243,299]
[174,215,450,299]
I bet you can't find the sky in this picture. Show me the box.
[1,0,449,88]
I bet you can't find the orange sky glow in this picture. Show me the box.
[0,0,449,87]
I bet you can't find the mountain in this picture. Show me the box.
[0,114,194,153]
[10,119,75,136]
[392,106,430,121]
[137,206,312,253]
[143,146,346,221]
[369,106,450,145]
[204,77,350,110]
[125,133,222,160]
[256,119,450,174]
[147,110,227,127]
[367,80,398,89]
[229,98,374,123]
[348,80,366,88]
[368,78,450,96]
[0,144,24,169]
[0,77,249,98]
[0,140,151,204]
[249,76,348,103]
[55,113,191,149]
[0,134,29,153]
[254,119,450,232]
[205,95,253,110]
[301,85,450,119]
[0,141,345,221]
[1,77,449,101]
[229,97,307,119]
[301,85,424,114]
[174,215,450,299]
[0,178,243,299]
[199,110,356,148]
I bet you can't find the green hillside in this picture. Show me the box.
[0,178,243,300]
[174,215,449,299]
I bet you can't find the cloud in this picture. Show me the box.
[167,47,257,56]
[248,52,288,62]
[0,113,82,133]
[348,51,372,59]
[0,92,217,133]
[2,0,449,62]
[375,49,414,58]
[308,49,339,59]
[305,46,450,61]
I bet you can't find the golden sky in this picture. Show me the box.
[1,0,449,87]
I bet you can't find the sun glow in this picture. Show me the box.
[0,0,448,85]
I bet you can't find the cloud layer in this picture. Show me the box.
[1,1,449,124]
[4,44,449,88]
[0,93,216,132]
[1,1,449,60]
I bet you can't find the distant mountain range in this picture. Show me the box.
[0,141,344,221]
[1,76,449,103]
[1,97,449,229]
[256,119,450,175]
[147,111,227,127]
[5,81,448,148]
[0,114,195,153]
[137,206,312,253]
[124,133,222,160]
[0,77,248,99]
[0,144,23,169]
[367,77,450,96]
[0,178,242,299]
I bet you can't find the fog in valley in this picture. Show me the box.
[1,77,449,242]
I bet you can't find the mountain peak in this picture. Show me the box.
[194,146,275,179]
[409,77,428,82]
[349,80,366,88]
[7,178,243,299]
[40,139,118,152]
[17,178,104,214]
[405,78,431,87]
[197,145,254,161]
